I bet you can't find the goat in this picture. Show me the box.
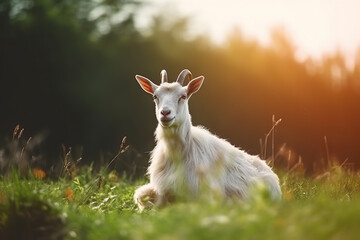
[134,69,281,211]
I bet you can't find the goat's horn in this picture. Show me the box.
[176,69,192,86]
[160,70,168,83]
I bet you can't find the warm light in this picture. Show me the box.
[139,0,360,67]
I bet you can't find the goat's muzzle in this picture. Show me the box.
[160,116,175,127]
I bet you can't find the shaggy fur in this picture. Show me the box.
[134,70,281,211]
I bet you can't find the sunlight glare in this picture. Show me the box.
[138,0,360,67]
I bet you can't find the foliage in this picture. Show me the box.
[1,0,360,172]
[1,167,360,240]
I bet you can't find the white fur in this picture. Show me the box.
[134,71,281,211]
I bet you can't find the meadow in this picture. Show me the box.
[2,1,360,239]
[1,160,360,240]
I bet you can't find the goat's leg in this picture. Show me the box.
[155,191,175,207]
[134,183,158,211]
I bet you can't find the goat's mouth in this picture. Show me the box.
[160,117,175,126]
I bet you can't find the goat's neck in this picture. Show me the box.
[155,117,191,153]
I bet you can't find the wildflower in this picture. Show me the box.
[108,172,118,182]
[65,188,74,202]
[283,190,293,201]
[32,168,46,179]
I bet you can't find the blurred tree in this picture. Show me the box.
[270,26,296,60]
[0,0,360,174]
[0,0,142,164]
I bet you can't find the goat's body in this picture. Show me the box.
[134,122,281,210]
[134,70,281,211]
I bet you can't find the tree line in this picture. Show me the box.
[1,0,360,174]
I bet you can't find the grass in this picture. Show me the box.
[1,165,360,240]
[1,125,359,239]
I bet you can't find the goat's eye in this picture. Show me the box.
[178,95,186,102]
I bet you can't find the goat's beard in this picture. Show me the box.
[157,116,175,128]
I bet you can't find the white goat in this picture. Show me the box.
[134,69,281,211]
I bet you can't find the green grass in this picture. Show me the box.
[1,167,360,240]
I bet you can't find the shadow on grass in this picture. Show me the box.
[0,198,67,240]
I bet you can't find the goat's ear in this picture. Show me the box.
[135,75,158,94]
[186,76,204,97]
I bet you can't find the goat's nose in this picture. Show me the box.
[161,109,171,116]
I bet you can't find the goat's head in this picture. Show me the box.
[136,69,204,128]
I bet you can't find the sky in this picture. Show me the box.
[136,0,360,67]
